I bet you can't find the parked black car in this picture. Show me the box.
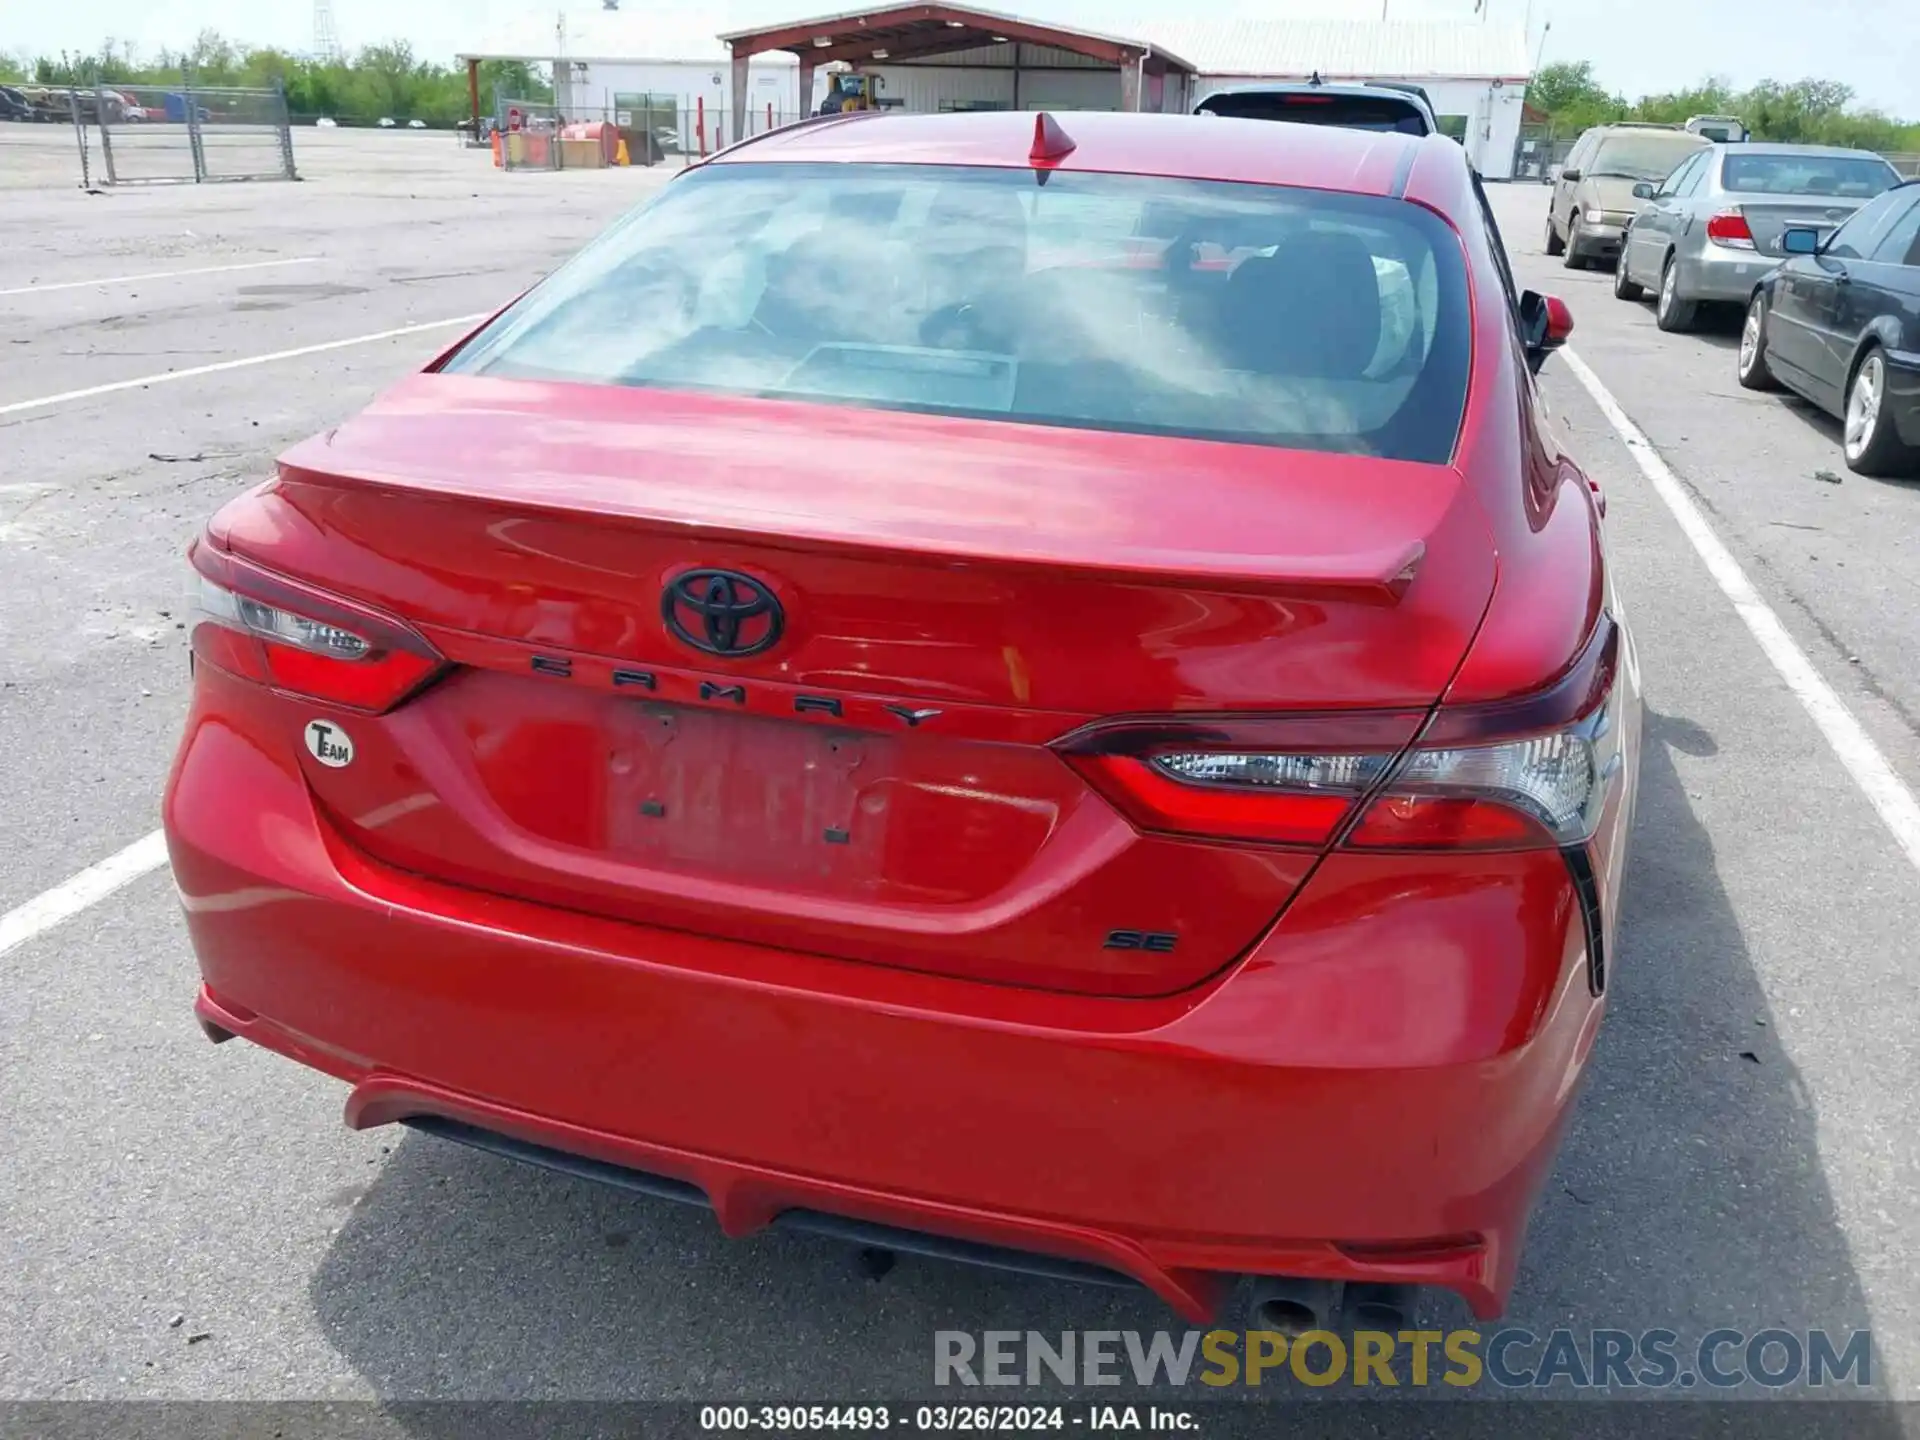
[0,86,35,122]
[1195,75,1436,136]
[1739,180,1920,476]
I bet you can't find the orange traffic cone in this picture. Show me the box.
[615,136,629,166]
[490,130,502,167]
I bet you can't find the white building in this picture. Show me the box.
[458,5,1533,178]
[459,9,810,145]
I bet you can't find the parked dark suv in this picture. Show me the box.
[1195,77,1436,136]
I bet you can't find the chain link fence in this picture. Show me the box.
[496,99,562,172]
[78,72,297,185]
[1512,127,1576,185]
[490,94,806,173]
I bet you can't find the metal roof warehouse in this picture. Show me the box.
[458,4,1535,178]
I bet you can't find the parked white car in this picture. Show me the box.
[407,118,427,129]
[315,116,337,128]
[377,116,396,128]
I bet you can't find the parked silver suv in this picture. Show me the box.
[1547,123,1709,269]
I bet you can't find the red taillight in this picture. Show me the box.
[1069,754,1364,845]
[1061,622,1624,853]
[1060,710,1427,848]
[1705,211,1755,249]
[1346,794,1550,849]
[188,538,446,713]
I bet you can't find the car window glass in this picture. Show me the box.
[1826,187,1913,260]
[1867,197,1920,264]
[445,163,1474,464]
[1659,153,1701,197]
[1721,153,1901,200]
[1590,132,1708,182]
[1472,172,1522,325]
[1566,134,1593,171]
[1676,154,1710,197]
[1199,93,1428,134]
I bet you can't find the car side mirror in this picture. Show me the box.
[1560,167,1582,182]
[1781,226,1821,256]
[1631,181,1655,200]
[1520,291,1573,373]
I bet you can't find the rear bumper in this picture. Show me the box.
[1682,244,1777,304]
[166,690,1605,1324]
[1573,219,1627,258]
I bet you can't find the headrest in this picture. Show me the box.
[1217,230,1383,380]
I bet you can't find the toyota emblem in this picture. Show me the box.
[662,569,784,658]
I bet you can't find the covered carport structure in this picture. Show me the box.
[719,3,1198,146]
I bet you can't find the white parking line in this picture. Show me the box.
[0,256,322,298]
[1564,346,1920,879]
[0,313,489,419]
[0,830,169,958]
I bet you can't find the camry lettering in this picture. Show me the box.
[521,653,946,729]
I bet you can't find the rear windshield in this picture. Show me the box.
[1721,152,1900,199]
[444,163,1471,462]
[1199,93,1429,135]
[1590,132,1707,181]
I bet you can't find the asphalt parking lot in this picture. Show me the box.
[3,125,1919,1418]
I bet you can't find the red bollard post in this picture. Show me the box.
[696,95,706,157]
[767,101,773,133]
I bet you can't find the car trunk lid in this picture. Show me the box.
[1733,198,1870,256]
[220,374,1497,996]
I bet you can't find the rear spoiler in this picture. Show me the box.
[284,377,1450,609]
[281,454,1428,608]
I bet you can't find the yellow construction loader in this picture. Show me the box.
[817,73,881,115]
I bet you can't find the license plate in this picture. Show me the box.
[605,703,882,878]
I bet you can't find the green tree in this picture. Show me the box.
[1632,78,1737,126]
[1526,62,1917,154]
[34,41,140,85]
[11,29,556,125]
[187,29,240,83]
[1526,61,1629,133]
[1528,61,1614,116]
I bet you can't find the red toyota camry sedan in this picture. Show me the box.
[165,110,1637,1328]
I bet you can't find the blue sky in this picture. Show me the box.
[10,0,1917,117]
